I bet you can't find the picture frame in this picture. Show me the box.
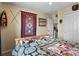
[39,18,47,26]
[21,11,37,37]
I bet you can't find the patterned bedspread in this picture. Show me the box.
[12,41,48,56]
[12,35,54,56]
[40,40,79,56]
[12,35,79,56]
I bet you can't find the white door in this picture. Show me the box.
[63,10,79,43]
[47,19,53,36]
[64,13,73,41]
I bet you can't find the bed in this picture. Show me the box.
[40,40,79,56]
[12,35,79,56]
[12,35,54,56]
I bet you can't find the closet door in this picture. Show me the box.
[70,11,79,42]
[63,13,74,41]
[71,12,77,42]
[75,11,79,42]
[63,11,79,43]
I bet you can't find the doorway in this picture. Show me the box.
[53,22,58,39]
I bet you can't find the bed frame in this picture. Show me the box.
[15,35,42,45]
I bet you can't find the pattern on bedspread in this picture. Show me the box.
[12,35,79,56]
[12,39,48,56]
[40,40,79,56]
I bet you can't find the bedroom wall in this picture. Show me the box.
[0,3,51,55]
[57,5,72,39]
[52,3,78,41]
[52,5,73,39]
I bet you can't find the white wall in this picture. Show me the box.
[52,3,79,44]
[0,3,51,55]
[52,3,74,39]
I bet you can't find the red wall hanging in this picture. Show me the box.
[21,11,37,37]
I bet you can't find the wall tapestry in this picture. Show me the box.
[21,11,37,37]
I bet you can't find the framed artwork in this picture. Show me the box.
[72,4,79,11]
[21,11,37,37]
[39,18,47,26]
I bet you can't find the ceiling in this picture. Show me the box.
[7,2,75,15]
